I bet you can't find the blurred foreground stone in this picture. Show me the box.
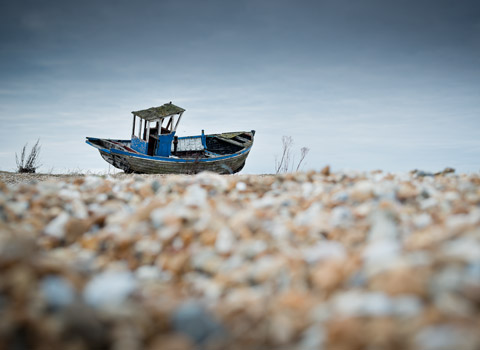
[0,170,479,349]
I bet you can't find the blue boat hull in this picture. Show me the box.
[86,131,254,174]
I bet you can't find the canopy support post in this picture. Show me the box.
[174,112,183,132]
[166,117,173,132]
[132,114,136,137]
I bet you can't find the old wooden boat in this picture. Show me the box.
[86,102,255,174]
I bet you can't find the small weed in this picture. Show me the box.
[16,139,41,173]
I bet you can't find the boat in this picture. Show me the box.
[86,102,255,174]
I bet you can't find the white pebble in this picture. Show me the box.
[368,210,398,241]
[215,227,236,254]
[44,212,70,238]
[136,265,160,281]
[83,271,136,307]
[303,241,346,264]
[183,185,207,206]
[236,182,247,191]
[331,291,393,317]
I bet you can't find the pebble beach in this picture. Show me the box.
[1,168,479,350]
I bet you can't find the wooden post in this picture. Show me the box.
[174,112,183,131]
[173,136,178,155]
[132,115,136,137]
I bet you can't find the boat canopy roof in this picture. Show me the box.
[132,102,185,122]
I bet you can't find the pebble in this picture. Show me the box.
[44,211,70,238]
[40,275,75,308]
[235,181,247,191]
[412,212,432,228]
[331,291,393,317]
[302,241,346,264]
[171,301,224,345]
[392,295,423,318]
[83,271,136,308]
[0,170,479,349]
[135,265,161,281]
[363,240,401,275]
[442,237,480,262]
[299,324,326,350]
[415,325,478,350]
[215,227,236,254]
[350,180,374,201]
[368,210,398,241]
[329,206,352,228]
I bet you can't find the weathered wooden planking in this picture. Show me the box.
[121,149,250,174]
[215,136,247,148]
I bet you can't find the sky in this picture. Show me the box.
[1,0,479,174]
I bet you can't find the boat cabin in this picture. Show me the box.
[131,102,187,157]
